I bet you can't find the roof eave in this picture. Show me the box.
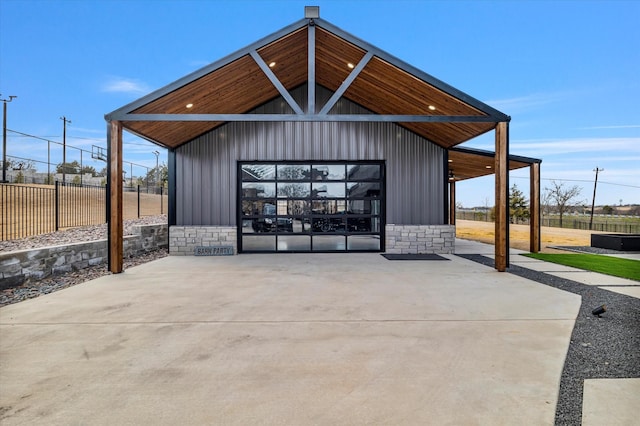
[314,18,510,121]
[105,18,309,121]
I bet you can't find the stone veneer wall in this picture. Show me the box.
[385,224,455,254]
[0,224,168,289]
[169,226,237,256]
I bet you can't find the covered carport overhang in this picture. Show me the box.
[447,147,542,255]
[105,15,524,273]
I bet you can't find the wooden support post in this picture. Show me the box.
[530,162,541,253]
[495,122,509,271]
[108,120,123,273]
[449,180,456,225]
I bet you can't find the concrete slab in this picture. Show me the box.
[455,238,526,257]
[509,259,585,273]
[599,286,640,299]
[602,253,640,261]
[582,379,640,426]
[454,238,496,255]
[1,253,580,425]
[550,271,640,286]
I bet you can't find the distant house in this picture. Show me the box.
[105,7,540,272]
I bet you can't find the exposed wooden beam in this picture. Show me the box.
[530,162,541,253]
[494,121,509,271]
[108,120,123,273]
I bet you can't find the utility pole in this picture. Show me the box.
[2,94,17,183]
[589,167,604,230]
[60,116,71,183]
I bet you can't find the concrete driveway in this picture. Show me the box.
[1,247,580,425]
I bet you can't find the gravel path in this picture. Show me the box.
[457,253,640,426]
[0,215,168,307]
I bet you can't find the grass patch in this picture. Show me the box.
[521,253,640,281]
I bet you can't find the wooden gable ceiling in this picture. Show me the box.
[113,20,507,153]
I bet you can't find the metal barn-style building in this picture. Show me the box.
[106,7,541,273]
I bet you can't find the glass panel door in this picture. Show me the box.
[239,162,384,252]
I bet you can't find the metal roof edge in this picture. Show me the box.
[450,146,542,164]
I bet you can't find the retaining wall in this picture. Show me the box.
[0,224,168,289]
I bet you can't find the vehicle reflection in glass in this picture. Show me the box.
[251,202,293,233]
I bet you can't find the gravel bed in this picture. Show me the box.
[552,245,640,255]
[0,215,168,307]
[0,215,168,253]
[457,253,640,426]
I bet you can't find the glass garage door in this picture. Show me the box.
[239,162,384,252]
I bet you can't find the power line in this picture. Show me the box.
[6,129,157,147]
[511,175,640,189]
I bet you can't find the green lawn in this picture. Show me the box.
[521,253,640,281]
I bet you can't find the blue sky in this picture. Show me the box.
[1,0,639,207]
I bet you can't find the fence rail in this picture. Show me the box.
[456,211,640,234]
[1,183,56,240]
[540,218,640,234]
[1,183,166,241]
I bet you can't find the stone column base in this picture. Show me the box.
[385,224,454,254]
[169,226,237,256]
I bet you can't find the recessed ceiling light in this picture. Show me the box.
[269,61,276,68]
[485,165,492,169]
[347,62,355,69]
[186,103,193,109]
[448,159,453,163]
[428,105,436,111]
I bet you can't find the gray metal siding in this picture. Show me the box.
[176,85,445,226]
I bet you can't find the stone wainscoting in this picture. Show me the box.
[0,224,168,289]
[169,226,237,256]
[385,224,455,254]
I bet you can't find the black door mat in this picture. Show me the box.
[381,253,449,261]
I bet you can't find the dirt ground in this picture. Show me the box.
[455,219,604,253]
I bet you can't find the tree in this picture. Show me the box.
[144,163,168,187]
[509,184,530,224]
[56,161,80,174]
[80,165,97,176]
[544,180,583,228]
[602,205,614,215]
[2,158,35,171]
